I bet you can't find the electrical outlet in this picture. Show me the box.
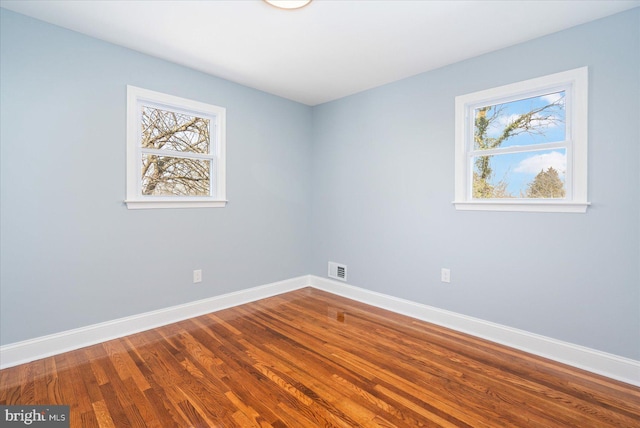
[193,269,202,284]
[441,268,451,283]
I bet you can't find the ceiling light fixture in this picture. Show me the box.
[264,0,312,10]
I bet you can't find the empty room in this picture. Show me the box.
[1,0,639,427]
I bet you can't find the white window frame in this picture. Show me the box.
[454,67,589,213]
[125,85,226,209]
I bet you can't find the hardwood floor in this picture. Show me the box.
[1,287,639,427]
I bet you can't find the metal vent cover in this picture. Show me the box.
[328,262,347,281]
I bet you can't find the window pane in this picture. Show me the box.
[474,91,565,150]
[141,154,210,196]
[472,149,566,199]
[141,106,210,154]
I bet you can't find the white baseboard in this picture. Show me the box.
[309,275,640,387]
[0,275,311,370]
[2,274,638,387]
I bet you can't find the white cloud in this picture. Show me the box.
[530,112,563,129]
[486,113,518,136]
[541,92,565,105]
[514,151,566,176]
[486,111,562,138]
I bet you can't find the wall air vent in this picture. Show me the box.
[328,262,347,281]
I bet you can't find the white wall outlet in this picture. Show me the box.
[193,269,202,284]
[441,268,451,283]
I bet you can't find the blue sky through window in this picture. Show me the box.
[473,91,566,197]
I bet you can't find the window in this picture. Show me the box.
[125,86,226,209]
[454,67,589,213]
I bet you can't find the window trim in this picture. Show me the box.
[125,86,227,209]
[453,67,589,213]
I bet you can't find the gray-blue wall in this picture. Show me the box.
[0,9,312,345]
[310,8,640,360]
[2,8,639,361]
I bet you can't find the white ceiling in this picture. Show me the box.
[2,0,639,106]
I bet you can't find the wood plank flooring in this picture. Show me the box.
[1,287,639,427]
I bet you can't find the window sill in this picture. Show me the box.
[453,200,590,213]
[125,199,227,210]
